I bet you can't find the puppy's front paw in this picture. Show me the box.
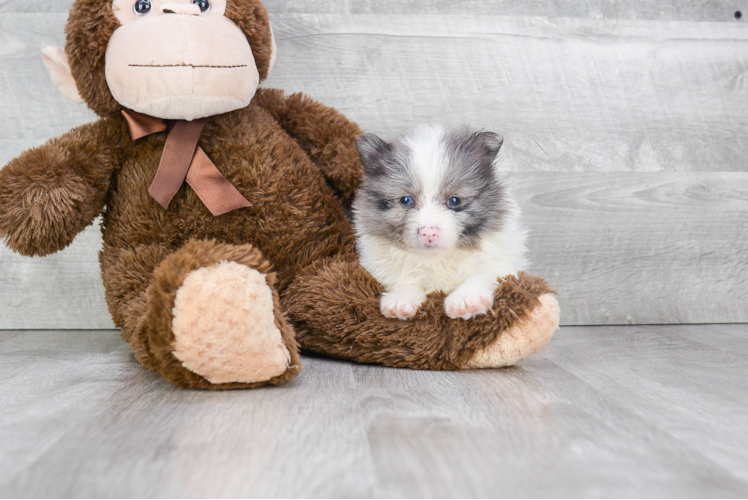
[445,287,494,320]
[381,290,427,320]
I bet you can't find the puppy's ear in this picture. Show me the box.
[470,131,504,163]
[41,46,84,103]
[356,133,392,176]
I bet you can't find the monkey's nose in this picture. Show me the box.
[161,3,201,15]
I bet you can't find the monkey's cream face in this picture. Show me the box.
[106,0,266,120]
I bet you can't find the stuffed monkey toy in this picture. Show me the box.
[0,0,559,389]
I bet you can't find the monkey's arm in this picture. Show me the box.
[0,116,124,256]
[255,88,364,208]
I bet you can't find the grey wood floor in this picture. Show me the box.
[1,325,747,498]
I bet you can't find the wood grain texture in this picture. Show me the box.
[262,0,747,22]
[0,1,72,12]
[1,12,747,327]
[264,15,748,174]
[1,326,747,497]
[2,171,745,328]
[514,172,748,325]
[3,14,748,173]
[0,13,97,168]
[2,0,745,23]
[0,221,113,329]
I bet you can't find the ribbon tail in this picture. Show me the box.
[186,147,252,216]
[148,157,193,210]
[148,118,209,210]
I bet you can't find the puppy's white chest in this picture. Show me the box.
[358,235,477,294]
[411,254,472,293]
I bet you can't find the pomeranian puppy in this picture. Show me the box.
[352,125,528,320]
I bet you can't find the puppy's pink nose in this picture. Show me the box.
[419,226,441,247]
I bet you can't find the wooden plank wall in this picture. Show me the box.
[1,0,743,21]
[0,1,746,328]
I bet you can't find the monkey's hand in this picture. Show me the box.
[0,173,86,256]
[0,120,119,256]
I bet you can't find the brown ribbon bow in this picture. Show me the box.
[122,109,251,216]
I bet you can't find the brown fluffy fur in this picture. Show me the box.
[285,258,555,370]
[0,0,557,389]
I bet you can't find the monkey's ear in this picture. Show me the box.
[355,133,392,176]
[267,24,277,76]
[41,46,84,104]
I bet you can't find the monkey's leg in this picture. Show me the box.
[282,255,559,370]
[101,240,301,389]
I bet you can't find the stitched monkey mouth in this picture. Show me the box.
[128,63,249,69]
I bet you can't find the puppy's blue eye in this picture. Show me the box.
[192,0,211,12]
[400,196,414,207]
[134,0,152,15]
[448,196,461,208]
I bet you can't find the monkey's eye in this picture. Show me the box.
[400,196,414,207]
[447,196,462,208]
[192,0,211,12]
[133,0,152,15]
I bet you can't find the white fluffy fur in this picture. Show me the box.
[356,125,528,320]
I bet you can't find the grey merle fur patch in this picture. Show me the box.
[353,125,508,249]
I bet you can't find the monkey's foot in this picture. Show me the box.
[134,240,300,389]
[465,293,559,369]
[171,261,291,384]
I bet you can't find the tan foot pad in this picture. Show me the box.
[171,261,290,384]
[466,293,560,369]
